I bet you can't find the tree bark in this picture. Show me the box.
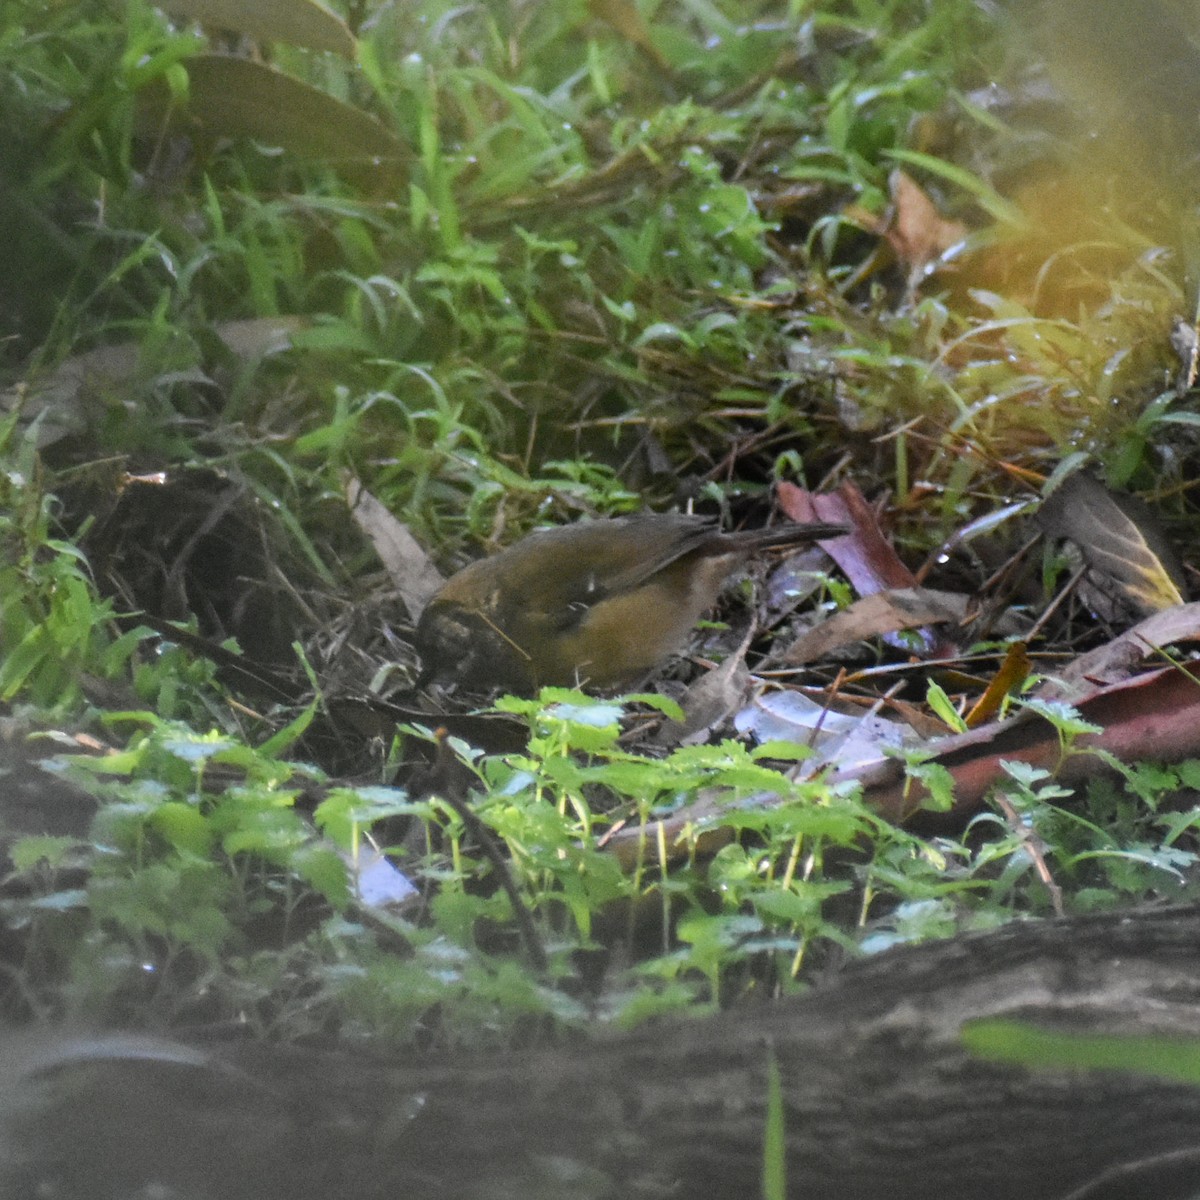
[10,905,1200,1200]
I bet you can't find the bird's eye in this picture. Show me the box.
[434,614,476,655]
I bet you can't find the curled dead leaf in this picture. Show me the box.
[782,588,991,666]
[345,479,444,620]
[1038,471,1186,618]
[883,169,968,284]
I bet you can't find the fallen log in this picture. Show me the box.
[9,904,1200,1199]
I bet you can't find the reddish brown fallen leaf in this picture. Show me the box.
[778,480,912,592]
[847,661,1200,825]
[777,480,959,657]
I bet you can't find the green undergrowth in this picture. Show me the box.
[5,416,1200,1047]
[7,0,1189,548]
[3,0,1200,1050]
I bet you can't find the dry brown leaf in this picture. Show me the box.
[345,479,444,620]
[782,588,978,666]
[883,169,968,282]
[1038,600,1200,699]
[1037,472,1186,618]
[210,316,311,360]
[776,479,960,658]
[586,0,672,70]
[964,641,1031,727]
[4,342,141,446]
[3,318,309,447]
[653,653,752,748]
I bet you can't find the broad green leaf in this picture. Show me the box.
[10,836,83,872]
[158,0,355,57]
[149,802,214,855]
[137,56,408,185]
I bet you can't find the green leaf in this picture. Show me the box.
[157,0,356,57]
[1019,698,1104,738]
[294,845,351,909]
[137,56,408,185]
[315,787,414,849]
[925,681,968,732]
[963,1019,1200,1086]
[258,695,319,758]
[10,836,83,871]
[762,1047,787,1200]
[161,734,236,763]
[148,802,214,855]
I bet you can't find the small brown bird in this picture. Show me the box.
[415,512,845,692]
